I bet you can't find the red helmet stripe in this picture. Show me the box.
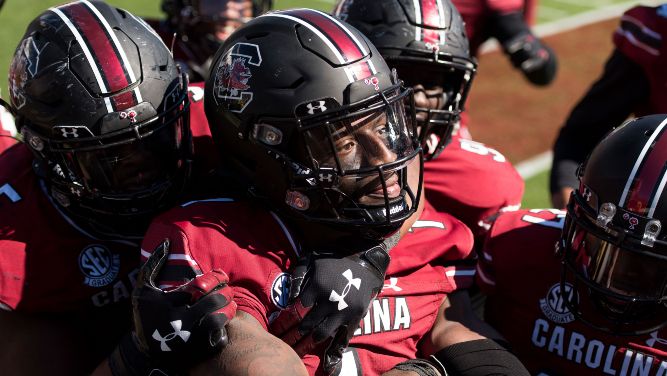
[60,2,137,111]
[623,122,667,215]
[291,9,373,80]
[420,0,441,45]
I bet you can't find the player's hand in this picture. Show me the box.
[271,244,390,375]
[504,32,558,86]
[109,239,236,375]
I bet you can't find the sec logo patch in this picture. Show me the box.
[271,272,291,309]
[79,244,120,288]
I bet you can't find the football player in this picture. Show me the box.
[0,1,235,374]
[453,0,557,86]
[478,115,667,375]
[133,8,530,376]
[551,4,667,208]
[334,0,524,241]
[145,0,272,82]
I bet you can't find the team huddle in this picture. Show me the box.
[0,0,664,375]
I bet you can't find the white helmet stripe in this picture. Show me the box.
[80,0,142,103]
[49,6,114,113]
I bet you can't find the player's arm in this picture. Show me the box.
[550,49,649,208]
[398,290,530,376]
[191,311,308,376]
[489,10,557,86]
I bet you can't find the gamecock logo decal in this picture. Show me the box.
[213,43,262,113]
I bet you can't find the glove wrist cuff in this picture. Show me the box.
[108,333,176,376]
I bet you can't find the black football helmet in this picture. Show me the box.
[161,0,272,75]
[557,114,667,335]
[205,8,423,248]
[334,0,477,160]
[8,0,191,236]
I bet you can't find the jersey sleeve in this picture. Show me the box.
[0,240,27,310]
[424,136,524,240]
[550,49,649,193]
[476,209,566,295]
[613,6,664,70]
[486,0,525,14]
[140,210,271,328]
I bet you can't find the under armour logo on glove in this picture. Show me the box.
[270,244,390,376]
[110,239,237,374]
[329,269,361,310]
[153,320,191,351]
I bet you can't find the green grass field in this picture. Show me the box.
[0,0,649,210]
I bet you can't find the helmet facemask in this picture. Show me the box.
[253,81,423,241]
[23,82,192,221]
[385,48,476,160]
[558,188,667,335]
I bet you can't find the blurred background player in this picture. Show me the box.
[0,1,233,374]
[477,115,667,374]
[551,3,667,209]
[335,0,524,241]
[136,8,530,376]
[146,0,272,82]
[453,0,557,87]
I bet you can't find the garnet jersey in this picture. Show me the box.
[0,104,17,153]
[0,84,213,314]
[141,199,476,375]
[613,5,667,117]
[424,135,524,240]
[477,209,667,375]
[0,144,140,313]
[452,0,536,56]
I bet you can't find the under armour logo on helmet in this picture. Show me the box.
[306,101,327,115]
[59,127,79,138]
[647,331,667,347]
[318,173,333,183]
[582,187,592,201]
[329,269,361,311]
[152,320,191,351]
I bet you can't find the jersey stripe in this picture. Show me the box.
[56,2,138,111]
[620,117,667,215]
[618,14,662,56]
[265,9,374,82]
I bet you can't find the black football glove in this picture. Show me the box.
[108,239,237,375]
[503,32,558,86]
[271,244,390,375]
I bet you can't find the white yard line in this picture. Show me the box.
[516,151,553,180]
[479,0,664,53]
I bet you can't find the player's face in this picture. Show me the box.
[412,84,445,122]
[305,97,418,207]
[196,0,253,42]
